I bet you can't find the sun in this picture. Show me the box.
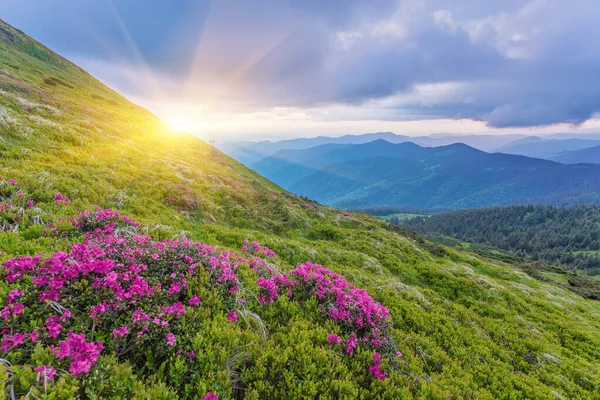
[166,118,195,132]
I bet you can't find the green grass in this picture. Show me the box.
[1,18,600,399]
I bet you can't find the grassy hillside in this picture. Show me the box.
[1,19,600,399]
[253,140,600,210]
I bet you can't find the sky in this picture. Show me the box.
[3,0,600,141]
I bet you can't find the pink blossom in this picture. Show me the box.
[188,295,201,306]
[0,332,26,352]
[166,333,176,346]
[52,331,103,375]
[132,309,151,322]
[167,282,182,295]
[90,302,108,319]
[226,311,238,323]
[29,331,40,343]
[137,325,149,338]
[202,392,219,400]
[45,316,62,338]
[346,334,358,355]
[11,303,24,316]
[369,352,386,380]
[35,365,57,381]
[112,325,129,338]
[54,193,70,205]
[327,334,341,344]
[161,302,186,316]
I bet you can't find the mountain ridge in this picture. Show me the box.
[253,140,600,210]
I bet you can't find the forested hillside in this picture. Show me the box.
[1,18,600,399]
[402,205,600,275]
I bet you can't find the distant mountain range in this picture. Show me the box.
[218,132,528,165]
[220,132,600,166]
[496,136,600,160]
[548,144,600,164]
[252,140,600,210]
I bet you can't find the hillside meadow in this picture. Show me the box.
[1,19,599,399]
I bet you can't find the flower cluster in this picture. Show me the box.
[368,352,386,380]
[54,192,71,205]
[72,206,140,237]
[1,204,398,389]
[241,239,277,258]
[0,179,73,236]
[52,331,103,375]
[255,261,399,379]
[1,208,248,382]
[165,183,201,213]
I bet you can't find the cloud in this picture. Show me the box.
[3,0,600,129]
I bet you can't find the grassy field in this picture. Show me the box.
[1,19,600,399]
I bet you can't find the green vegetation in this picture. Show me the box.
[401,205,600,275]
[1,19,600,399]
[381,214,427,224]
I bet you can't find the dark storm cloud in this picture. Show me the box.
[2,0,600,128]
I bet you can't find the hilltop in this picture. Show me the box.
[1,19,599,399]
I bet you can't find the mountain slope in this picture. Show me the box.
[548,144,600,164]
[1,19,600,400]
[255,140,600,209]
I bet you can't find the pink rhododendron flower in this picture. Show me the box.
[327,334,341,344]
[202,392,219,400]
[346,334,358,355]
[54,193,70,205]
[166,333,176,346]
[0,332,26,352]
[112,325,129,338]
[11,303,24,316]
[35,365,57,381]
[369,352,386,380]
[161,302,186,316]
[45,316,62,338]
[52,331,103,376]
[188,295,201,306]
[226,311,238,323]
